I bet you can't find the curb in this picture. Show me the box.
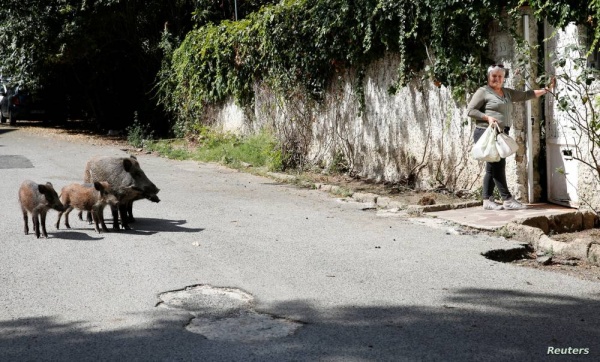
[315,183,480,212]
[504,211,600,266]
[406,201,483,215]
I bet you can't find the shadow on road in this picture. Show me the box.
[0,127,19,136]
[112,218,204,235]
[1,288,598,361]
[51,231,105,241]
[46,218,203,237]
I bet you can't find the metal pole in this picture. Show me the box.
[524,14,535,204]
[234,0,238,21]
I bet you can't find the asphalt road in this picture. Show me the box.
[0,125,599,361]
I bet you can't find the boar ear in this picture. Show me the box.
[123,158,133,172]
[38,184,48,194]
[93,182,104,191]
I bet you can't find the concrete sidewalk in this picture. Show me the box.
[425,202,576,231]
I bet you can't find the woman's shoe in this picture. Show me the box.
[503,197,526,210]
[483,197,503,210]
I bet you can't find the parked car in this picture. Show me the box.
[0,83,6,120]
[0,78,64,125]
[0,79,11,124]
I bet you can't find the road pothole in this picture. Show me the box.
[482,244,535,262]
[157,285,303,341]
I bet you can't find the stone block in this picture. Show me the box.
[505,223,545,244]
[537,235,566,254]
[387,200,408,210]
[581,211,598,229]
[320,184,333,192]
[561,238,589,260]
[549,212,583,233]
[520,216,550,234]
[376,196,392,208]
[352,192,378,204]
[588,243,600,265]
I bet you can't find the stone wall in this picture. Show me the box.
[213,49,544,199]
[210,10,549,200]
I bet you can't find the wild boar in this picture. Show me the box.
[56,182,119,233]
[83,156,160,230]
[18,180,65,238]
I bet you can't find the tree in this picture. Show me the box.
[548,43,600,212]
[0,0,196,132]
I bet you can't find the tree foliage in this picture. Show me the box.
[0,0,196,132]
[191,0,279,24]
[1,1,598,136]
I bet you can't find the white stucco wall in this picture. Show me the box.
[211,10,551,201]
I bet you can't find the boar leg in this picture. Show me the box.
[56,204,71,229]
[63,206,74,229]
[110,204,120,230]
[55,210,63,230]
[127,200,135,223]
[118,203,131,230]
[22,209,29,235]
[32,212,40,238]
[91,209,101,233]
[40,211,49,238]
[97,206,110,232]
[78,210,92,223]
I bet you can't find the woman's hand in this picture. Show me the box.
[485,115,498,125]
[547,76,556,92]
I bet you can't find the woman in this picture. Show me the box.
[467,64,553,210]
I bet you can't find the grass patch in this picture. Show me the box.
[127,115,154,148]
[144,128,284,171]
[494,226,515,239]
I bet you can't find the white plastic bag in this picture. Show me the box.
[496,131,519,158]
[472,124,500,162]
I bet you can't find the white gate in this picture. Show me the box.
[544,22,580,208]
[546,139,579,207]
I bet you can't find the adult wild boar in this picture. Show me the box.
[56,182,119,233]
[83,156,160,230]
[18,180,65,238]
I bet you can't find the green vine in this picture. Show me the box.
[157,0,599,136]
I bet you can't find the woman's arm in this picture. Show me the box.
[466,88,487,119]
[512,76,556,99]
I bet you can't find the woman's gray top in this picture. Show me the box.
[467,85,536,129]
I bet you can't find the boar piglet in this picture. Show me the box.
[56,182,119,233]
[81,190,161,225]
[18,180,65,238]
[83,156,160,230]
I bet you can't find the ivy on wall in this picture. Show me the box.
[157,0,598,136]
